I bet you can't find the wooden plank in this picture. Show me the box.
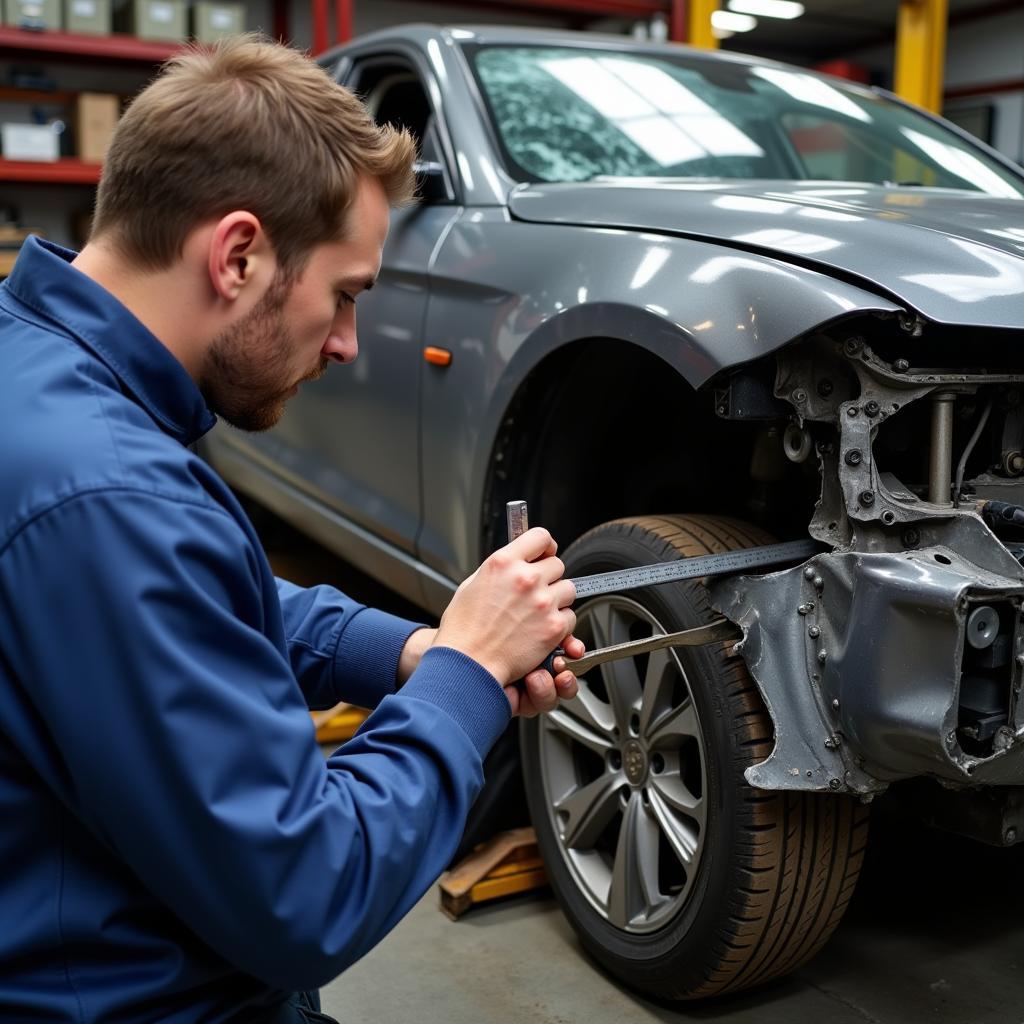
[438,827,548,920]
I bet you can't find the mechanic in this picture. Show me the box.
[0,35,584,1024]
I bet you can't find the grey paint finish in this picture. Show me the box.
[418,212,899,580]
[509,182,1024,330]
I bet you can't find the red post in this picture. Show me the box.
[670,0,687,41]
[272,0,288,42]
[336,0,352,42]
[312,0,329,54]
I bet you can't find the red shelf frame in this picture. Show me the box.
[0,25,181,62]
[319,0,685,52]
[0,158,102,184]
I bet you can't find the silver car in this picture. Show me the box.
[201,25,1024,1001]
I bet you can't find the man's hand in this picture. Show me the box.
[508,639,584,717]
[434,527,583,715]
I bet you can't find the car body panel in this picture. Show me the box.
[508,182,1024,329]
[416,210,901,583]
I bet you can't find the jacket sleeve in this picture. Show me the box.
[275,577,429,710]
[0,488,510,991]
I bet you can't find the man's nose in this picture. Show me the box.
[323,332,358,364]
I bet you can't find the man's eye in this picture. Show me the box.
[337,292,355,308]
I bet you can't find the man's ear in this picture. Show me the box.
[207,212,275,303]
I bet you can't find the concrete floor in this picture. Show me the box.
[262,515,1024,1024]
[322,818,1024,1024]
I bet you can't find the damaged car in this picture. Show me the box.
[200,24,1024,1001]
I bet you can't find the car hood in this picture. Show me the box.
[508,181,1024,330]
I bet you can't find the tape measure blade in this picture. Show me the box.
[570,539,818,600]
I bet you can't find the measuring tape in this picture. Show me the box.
[506,500,818,599]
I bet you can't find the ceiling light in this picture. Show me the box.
[711,10,757,32]
[727,0,804,19]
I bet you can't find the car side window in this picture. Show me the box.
[782,112,937,185]
[349,57,453,201]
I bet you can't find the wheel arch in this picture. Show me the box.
[476,328,750,560]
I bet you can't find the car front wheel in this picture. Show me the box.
[520,514,869,1000]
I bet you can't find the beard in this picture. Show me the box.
[200,274,327,432]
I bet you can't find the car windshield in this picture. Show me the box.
[467,44,1024,198]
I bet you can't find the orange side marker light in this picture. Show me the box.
[424,346,452,367]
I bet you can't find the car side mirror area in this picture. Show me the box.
[414,160,450,204]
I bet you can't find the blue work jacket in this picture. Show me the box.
[0,237,511,1022]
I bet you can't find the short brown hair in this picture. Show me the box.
[92,34,416,277]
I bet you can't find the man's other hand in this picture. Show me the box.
[434,527,584,714]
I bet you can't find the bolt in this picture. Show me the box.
[847,406,859,417]
[894,358,909,373]
[817,649,828,663]
[813,575,824,590]
[844,337,862,356]
[792,389,807,404]
[825,736,841,750]
[798,602,815,615]
[809,625,821,638]
[903,527,921,548]
[1006,828,1018,845]
[859,490,875,507]
[881,510,896,526]
[829,778,842,790]
[844,449,863,466]
[817,379,834,398]
[864,400,881,417]
[806,770,813,778]
[716,404,728,416]
[832,698,840,711]
[804,566,816,580]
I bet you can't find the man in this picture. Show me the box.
[0,35,583,1023]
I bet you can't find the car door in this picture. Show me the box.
[256,50,460,555]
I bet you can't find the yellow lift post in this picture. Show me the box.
[894,0,949,114]
[670,0,720,49]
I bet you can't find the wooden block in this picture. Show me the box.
[438,827,547,919]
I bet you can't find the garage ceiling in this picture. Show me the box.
[722,0,1017,64]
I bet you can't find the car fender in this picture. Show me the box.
[419,216,902,580]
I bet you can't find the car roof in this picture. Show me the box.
[325,22,856,85]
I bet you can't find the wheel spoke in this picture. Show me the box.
[606,793,663,929]
[650,773,705,824]
[586,600,627,651]
[544,703,614,756]
[583,601,643,735]
[636,648,675,739]
[554,772,624,850]
[648,786,702,870]
[646,697,700,749]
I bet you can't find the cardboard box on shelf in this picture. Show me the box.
[64,0,111,34]
[76,93,119,163]
[3,0,61,30]
[191,1,242,42]
[114,0,185,41]
[2,123,60,162]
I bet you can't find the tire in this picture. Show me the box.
[520,515,870,1000]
